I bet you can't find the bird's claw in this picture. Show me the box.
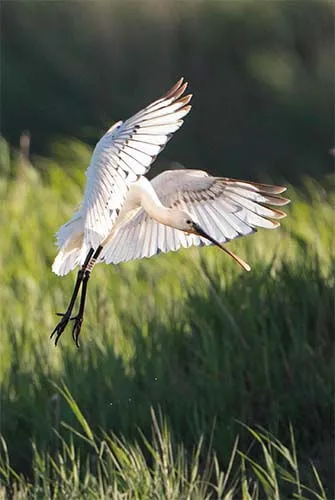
[71,315,83,348]
[50,312,71,345]
[51,311,83,348]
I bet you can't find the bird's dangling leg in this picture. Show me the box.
[50,248,95,345]
[70,245,103,347]
[71,270,90,348]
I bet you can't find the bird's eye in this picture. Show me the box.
[186,219,192,225]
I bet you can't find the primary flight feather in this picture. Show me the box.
[51,78,290,347]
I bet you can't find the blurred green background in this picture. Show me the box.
[0,1,334,498]
[3,0,333,180]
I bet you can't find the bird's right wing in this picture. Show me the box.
[101,170,289,265]
[81,78,191,250]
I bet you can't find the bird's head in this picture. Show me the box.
[172,210,221,240]
[169,210,200,234]
[172,209,251,272]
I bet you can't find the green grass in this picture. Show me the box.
[0,139,333,498]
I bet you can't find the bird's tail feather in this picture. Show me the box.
[52,211,84,276]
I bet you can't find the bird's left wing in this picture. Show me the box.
[81,78,191,249]
[101,169,290,264]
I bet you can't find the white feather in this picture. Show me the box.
[53,81,289,276]
[101,170,289,264]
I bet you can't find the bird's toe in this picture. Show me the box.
[71,316,83,348]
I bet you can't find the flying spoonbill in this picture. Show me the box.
[51,78,290,347]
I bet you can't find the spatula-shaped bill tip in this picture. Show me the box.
[217,244,251,272]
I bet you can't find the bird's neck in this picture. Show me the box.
[135,178,176,227]
[141,191,175,227]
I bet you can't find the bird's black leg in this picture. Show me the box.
[70,245,103,347]
[71,270,90,348]
[50,269,84,345]
[50,248,94,346]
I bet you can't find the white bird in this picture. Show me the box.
[51,78,290,347]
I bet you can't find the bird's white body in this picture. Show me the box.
[50,78,289,346]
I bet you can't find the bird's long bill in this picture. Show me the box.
[193,223,251,272]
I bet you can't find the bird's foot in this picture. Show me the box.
[70,315,84,348]
[50,312,72,345]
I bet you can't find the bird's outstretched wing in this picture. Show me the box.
[81,79,191,249]
[101,169,290,264]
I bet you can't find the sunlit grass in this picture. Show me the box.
[0,386,328,499]
[0,139,333,498]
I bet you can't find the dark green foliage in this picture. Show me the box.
[2,0,334,181]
